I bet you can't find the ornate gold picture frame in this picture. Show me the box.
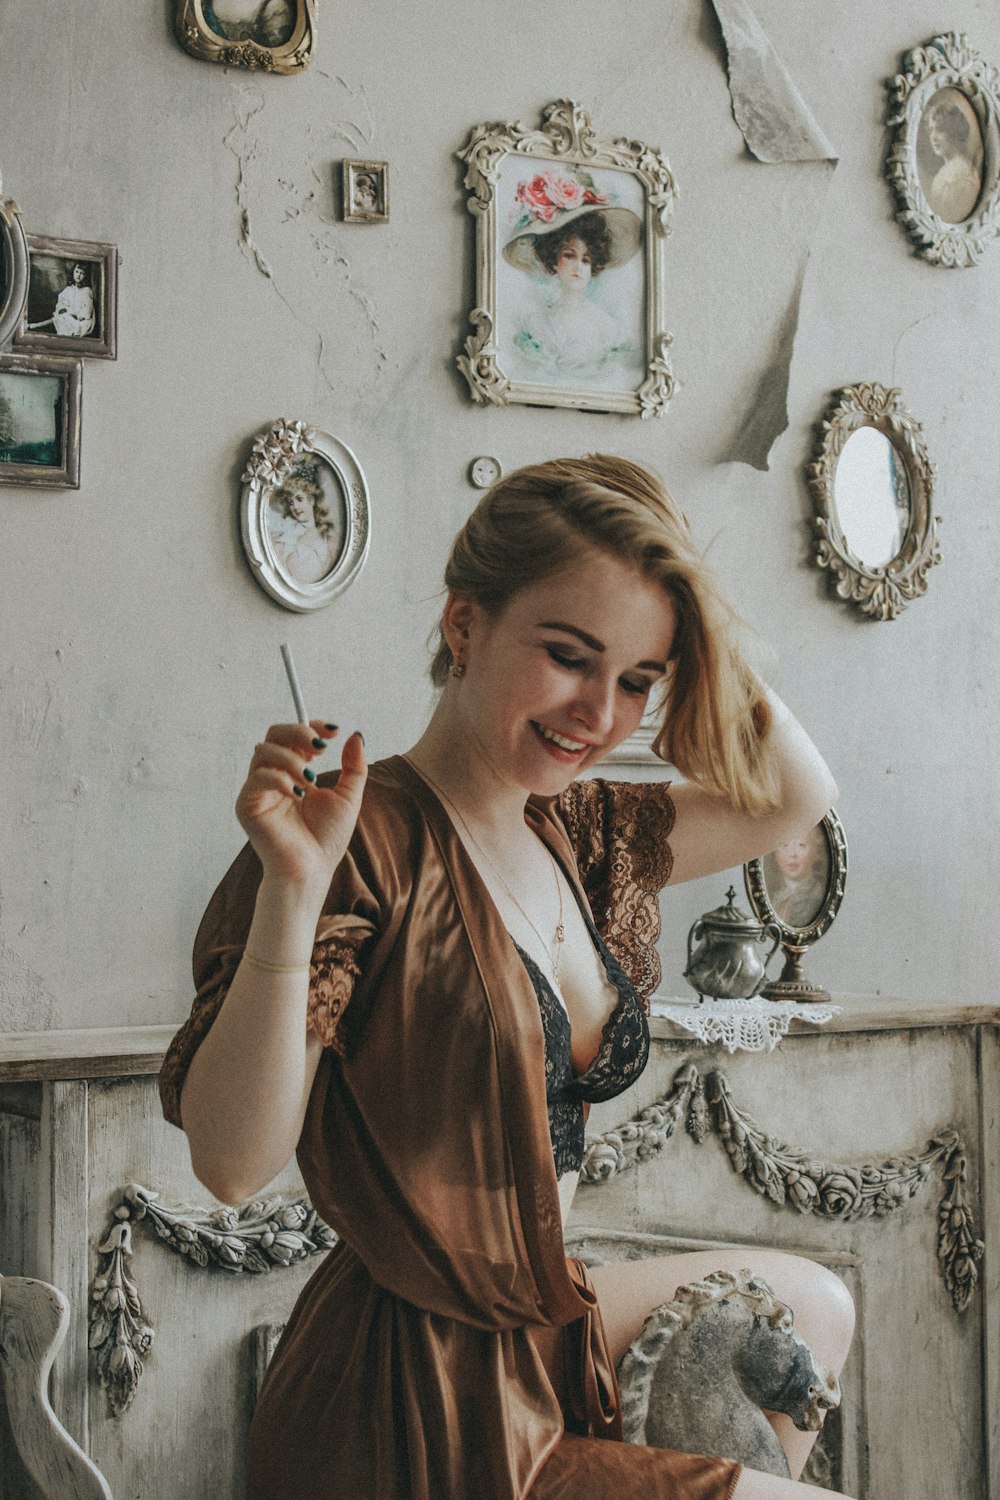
[809,383,941,622]
[174,0,315,73]
[456,99,678,418]
[886,32,1000,267]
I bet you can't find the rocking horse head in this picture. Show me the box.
[617,1268,841,1479]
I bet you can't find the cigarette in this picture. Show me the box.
[280,643,309,725]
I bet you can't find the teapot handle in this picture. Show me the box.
[750,923,784,997]
[685,918,704,975]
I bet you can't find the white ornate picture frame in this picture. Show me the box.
[15,235,118,361]
[0,351,82,489]
[886,32,1000,266]
[0,190,29,351]
[240,420,371,613]
[174,0,315,73]
[456,99,677,417]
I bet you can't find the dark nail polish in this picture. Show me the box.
[311,737,326,750]
[324,723,339,733]
[293,785,305,798]
[304,768,316,783]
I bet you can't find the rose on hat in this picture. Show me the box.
[504,167,642,274]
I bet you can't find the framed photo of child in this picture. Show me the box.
[14,235,118,361]
[456,99,677,417]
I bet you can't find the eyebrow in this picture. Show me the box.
[537,620,667,674]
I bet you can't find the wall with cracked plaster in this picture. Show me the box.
[0,0,998,1031]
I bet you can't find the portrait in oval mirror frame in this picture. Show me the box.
[240,419,371,613]
[809,383,941,622]
[886,32,1000,267]
[743,810,847,1003]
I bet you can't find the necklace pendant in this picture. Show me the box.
[555,923,565,945]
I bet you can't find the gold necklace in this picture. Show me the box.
[403,755,565,978]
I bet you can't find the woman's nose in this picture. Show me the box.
[571,676,616,735]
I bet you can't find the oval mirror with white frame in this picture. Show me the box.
[743,810,847,1003]
[240,419,370,613]
[0,194,30,350]
[809,383,941,621]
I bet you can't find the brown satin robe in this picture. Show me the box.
[160,756,741,1500]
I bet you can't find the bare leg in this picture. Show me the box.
[733,1467,854,1499]
[588,1247,855,1482]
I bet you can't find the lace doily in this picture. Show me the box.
[649,995,840,1053]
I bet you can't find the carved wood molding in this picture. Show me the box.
[90,1184,337,1416]
[581,1063,983,1315]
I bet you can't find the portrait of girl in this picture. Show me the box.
[917,88,984,224]
[762,823,830,930]
[499,165,645,391]
[266,463,344,585]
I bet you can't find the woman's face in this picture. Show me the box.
[72,264,86,285]
[554,236,593,292]
[284,482,315,524]
[774,834,813,880]
[447,546,676,797]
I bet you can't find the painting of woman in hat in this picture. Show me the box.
[500,166,645,389]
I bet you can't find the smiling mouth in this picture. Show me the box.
[531,722,592,758]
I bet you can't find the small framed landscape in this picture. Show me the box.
[174,0,315,72]
[342,160,389,223]
[456,98,677,417]
[15,235,118,360]
[0,352,82,489]
[887,32,1000,267]
[240,419,371,612]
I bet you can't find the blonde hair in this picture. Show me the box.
[432,454,777,815]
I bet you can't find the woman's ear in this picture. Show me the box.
[441,593,477,659]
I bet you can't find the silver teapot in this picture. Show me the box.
[683,887,782,1001]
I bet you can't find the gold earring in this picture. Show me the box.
[449,660,466,680]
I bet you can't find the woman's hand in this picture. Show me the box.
[235,723,367,898]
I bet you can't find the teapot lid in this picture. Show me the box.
[698,886,764,934]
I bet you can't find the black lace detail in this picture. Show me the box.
[514,932,650,1179]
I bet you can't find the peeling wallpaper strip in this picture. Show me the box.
[709,0,837,163]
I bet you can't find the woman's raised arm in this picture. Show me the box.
[180,724,367,1204]
[666,687,837,887]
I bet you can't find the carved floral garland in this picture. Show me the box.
[580,1063,983,1315]
[93,1061,983,1416]
[90,1184,337,1416]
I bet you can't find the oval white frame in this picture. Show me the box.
[0,200,30,350]
[240,420,371,613]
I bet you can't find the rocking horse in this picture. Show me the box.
[616,1267,841,1477]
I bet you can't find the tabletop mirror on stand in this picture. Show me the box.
[743,810,847,1002]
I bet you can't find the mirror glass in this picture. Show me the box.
[833,426,910,569]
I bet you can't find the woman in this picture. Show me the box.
[161,455,854,1500]
[504,170,642,383]
[925,98,981,224]
[267,466,341,584]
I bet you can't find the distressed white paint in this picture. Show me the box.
[0,0,998,1032]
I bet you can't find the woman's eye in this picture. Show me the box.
[546,647,584,670]
[620,678,652,698]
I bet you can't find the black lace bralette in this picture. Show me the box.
[514,930,650,1179]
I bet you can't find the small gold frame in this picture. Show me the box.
[173,0,315,74]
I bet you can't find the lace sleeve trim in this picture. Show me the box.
[158,922,374,1129]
